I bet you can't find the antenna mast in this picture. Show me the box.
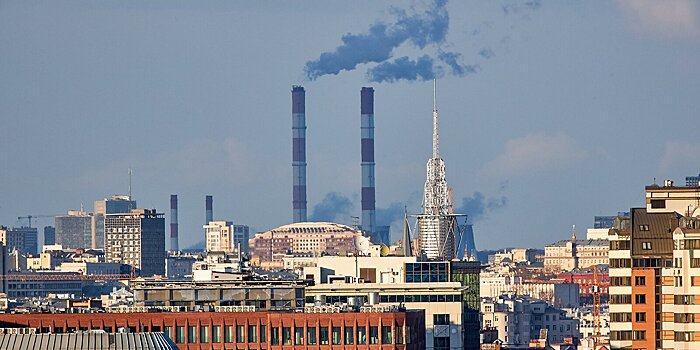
[432,79,439,160]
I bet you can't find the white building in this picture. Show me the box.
[204,221,235,253]
[481,295,580,347]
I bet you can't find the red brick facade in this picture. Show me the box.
[0,311,425,350]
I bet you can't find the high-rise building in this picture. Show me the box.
[204,221,235,253]
[233,224,250,254]
[1,226,38,256]
[608,181,700,349]
[104,209,165,277]
[417,81,460,261]
[55,210,93,249]
[93,195,136,250]
[43,226,55,246]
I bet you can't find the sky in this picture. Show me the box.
[1,0,700,250]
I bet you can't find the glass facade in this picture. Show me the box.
[405,262,449,283]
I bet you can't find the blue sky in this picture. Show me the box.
[1,1,699,250]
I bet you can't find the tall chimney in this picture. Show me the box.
[361,87,377,242]
[205,195,213,224]
[292,86,307,222]
[170,194,179,251]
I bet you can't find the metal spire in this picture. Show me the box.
[432,79,439,160]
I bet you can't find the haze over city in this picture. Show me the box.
[2,0,700,250]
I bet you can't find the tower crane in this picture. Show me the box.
[17,215,57,228]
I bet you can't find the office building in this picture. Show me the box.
[104,209,165,277]
[93,195,137,250]
[233,224,250,254]
[55,210,93,249]
[0,226,37,256]
[43,226,55,246]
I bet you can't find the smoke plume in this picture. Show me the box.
[310,192,354,222]
[456,191,508,224]
[304,0,474,82]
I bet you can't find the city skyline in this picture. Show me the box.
[2,1,700,250]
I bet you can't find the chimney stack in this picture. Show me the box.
[205,195,213,224]
[170,194,179,251]
[361,87,377,241]
[292,86,307,222]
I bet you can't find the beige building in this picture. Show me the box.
[544,239,607,273]
[249,222,368,268]
[204,221,235,253]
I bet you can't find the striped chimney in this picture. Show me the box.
[170,194,179,251]
[361,87,377,242]
[292,86,307,222]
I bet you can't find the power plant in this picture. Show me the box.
[291,86,307,223]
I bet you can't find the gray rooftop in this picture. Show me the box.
[0,332,177,350]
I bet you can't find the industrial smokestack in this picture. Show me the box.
[170,194,179,251]
[361,87,377,242]
[205,195,213,224]
[292,86,307,222]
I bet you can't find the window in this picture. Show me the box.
[369,326,379,344]
[294,327,304,345]
[236,325,245,343]
[320,327,329,345]
[357,326,367,345]
[635,312,646,322]
[675,331,695,342]
[634,276,646,286]
[634,294,646,304]
[434,337,450,350]
[200,326,209,343]
[176,326,185,344]
[345,327,354,344]
[382,326,393,344]
[248,325,257,343]
[641,242,652,250]
[270,327,279,345]
[638,224,650,231]
[332,327,341,345]
[650,200,665,209]
[675,313,695,323]
[282,327,292,345]
[212,326,221,343]
[188,326,197,343]
[307,327,317,345]
[225,326,234,343]
[434,314,450,325]
[675,295,695,305]
[260,325,266,343]
[396,325,404,344]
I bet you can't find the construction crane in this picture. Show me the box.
[17,215,57,228]
[592,267,601,346]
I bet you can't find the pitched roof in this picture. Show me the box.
[0,332,177,350]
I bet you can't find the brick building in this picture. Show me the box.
[0,310,425,350]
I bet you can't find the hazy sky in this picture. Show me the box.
[2,1,700,250]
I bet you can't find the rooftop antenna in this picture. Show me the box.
[432,78,439,160]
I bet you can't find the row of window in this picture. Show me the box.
[163,324,402,345]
